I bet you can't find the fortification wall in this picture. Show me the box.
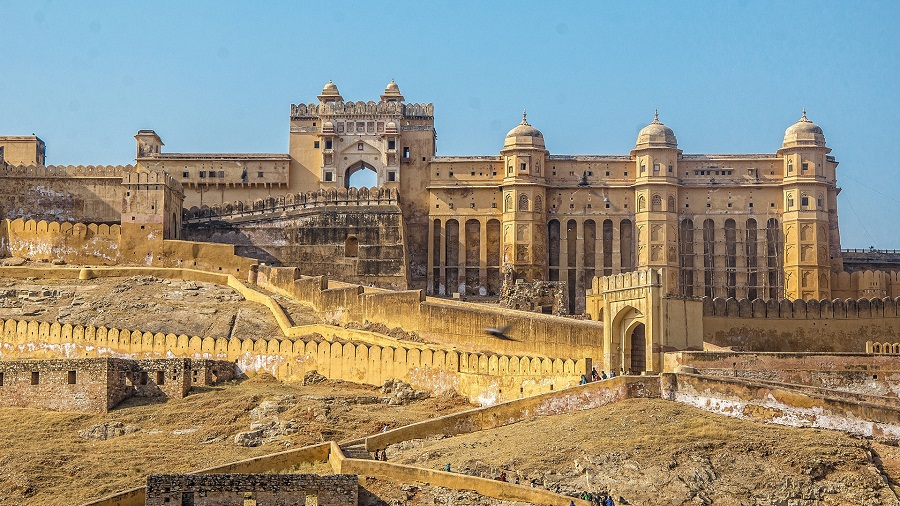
[661,373,900,441]
[664,351,900,399]
[256,266,605,362]
[833,269,900,299]
[184,204,407,289]
[701,295,900,352]
[0,164,132,223]
[5,218,122,264]
[0,316,584,404]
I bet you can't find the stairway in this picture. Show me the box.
[340,443,373,460]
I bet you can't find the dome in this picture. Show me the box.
[318,80,342,102]
[381,80,404,102]
[635,111,677,149]
[783,109,826,148]
[504,111,545,149]
[385,121,398,133]
[322,121,335,133]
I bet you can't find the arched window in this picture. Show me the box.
[637,195,646,212]
[345,235,359,257]
[534,195,543,214]
[651,194,662,211]
[518,194,529,211]
[668,196,675,212]
[504,194,513,212]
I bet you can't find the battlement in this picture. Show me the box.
[0,164,134,178]
[122,170,184,193]
[183,186,399,221]
[701,295,900,319]
[5,218,121,237]
[291,100,434,120]
[595,268,664,292]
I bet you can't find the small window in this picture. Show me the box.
[641,164,646,173]
[470,203,475,208]
[770,202,775,207]
[325,139,333,149]
[802,162,809,171]
[199,171,206,178]
[520,163,527,171]
[668,165,673,173]
[388,140,396,150]
[257,171,264,178]
[324,172,333,182]
[817,198,823,208]
[749,202,754,208]
[706,203,711,208]
[156,371,165,385]
[605,203,610,209]
[471,171,475,176]
[653,163,660,173]
[491,203,497,208]
[0,372,4,386]
[624,171,628,176]
[140,371,148,385]
[217,171,224,178]
[788,198,795,208]
[31,371,39,385]
[448,203,454,209]
[403,147,410,158]
[727,202,732,208]
[358,143,364,151]
[67,371,77,384]
[182,171,189,178]
[387,171,396,182]
[787,161,793,172]
[605,171,610,176]
[801,196,809,206]
[314,141,320,149]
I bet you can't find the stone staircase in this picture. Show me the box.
[340,443,373,460]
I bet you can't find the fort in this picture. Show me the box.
[1,82,900,505]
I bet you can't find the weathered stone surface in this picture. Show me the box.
[78,421,140,440]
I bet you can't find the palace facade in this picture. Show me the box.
[1,81,843,312]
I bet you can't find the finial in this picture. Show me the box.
[522,109,527,122]
[801,108,808,121]
[654,109,659,121]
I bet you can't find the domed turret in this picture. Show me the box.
[381,80,404,102]
[783,109,826,148]
[322,121,335,133]
[317,80,342,103]
[504,111,545,148]
[635,110,677,149]
[385,121,398,134]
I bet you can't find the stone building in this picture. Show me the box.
[0,82,847,312]
[145,473,358,506]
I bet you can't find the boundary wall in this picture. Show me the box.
[256,266,605,362]
[0,267,587,403]
[700,295,900,352]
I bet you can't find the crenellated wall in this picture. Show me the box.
[832,269,900,299]
[255,266,606,363]
[700,295,900,352]
[5,218,122,264]
[0,315,587,404]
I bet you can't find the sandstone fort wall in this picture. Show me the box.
[0,164,130,223]
[701,295,900,352]
[256,266,605,362]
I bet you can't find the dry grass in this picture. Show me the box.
[0,379,471,506]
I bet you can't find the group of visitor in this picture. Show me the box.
[579,367,618,385]
[573,490,618,505]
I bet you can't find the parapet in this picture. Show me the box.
[701,295,900,319]
[6,218,121,238]
[599,268,664,292]
[146,474,358,506]
[0,164,134,178]
[291,100,434,120]
[122,170,184,193]
[183,186,399,221]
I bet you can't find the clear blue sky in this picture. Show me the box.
[1,1,898,248]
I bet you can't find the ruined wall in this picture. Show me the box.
[145,474,358,506]
[661,373,900,441]
[256,266,605,363]
[0,164,130,223]
[183,188,407,289]
[701,295,900,352]
[0,358,120,412]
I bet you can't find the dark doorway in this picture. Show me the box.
[630,323,646,373]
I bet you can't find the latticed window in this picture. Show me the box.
[518,194,529,211]
[651,194,662,211]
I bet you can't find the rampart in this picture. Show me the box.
[2,218,257,277]
[145,474,358,506]
[664,351,900,399]
[0,164,133,223]
[256,266,605,362]
[182,186,398,222]
[661,373,900,440]
[700,295,900,352]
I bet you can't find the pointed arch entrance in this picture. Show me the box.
[629,323,646,373]
[345,161,378,188]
